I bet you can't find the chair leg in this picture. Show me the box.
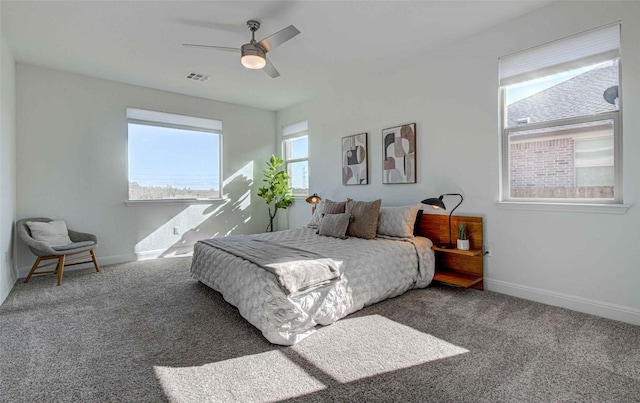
[24,257,43,283]
[90,249,100,273]
[56,255,65,286]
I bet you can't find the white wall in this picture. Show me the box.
[16,64,276,273]
[0,31,17,303]
[277,1,640,325]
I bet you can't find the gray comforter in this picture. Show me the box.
[200,237,341,296]
[191,228,434,345]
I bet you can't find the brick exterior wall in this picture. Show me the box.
[510,138,574,189]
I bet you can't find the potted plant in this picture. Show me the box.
[257,155,293,232]
[457,223,470,250]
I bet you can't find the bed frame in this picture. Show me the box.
[416,213,484,290]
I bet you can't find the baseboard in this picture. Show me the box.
[134,246,193,261]
[485,278,640,326]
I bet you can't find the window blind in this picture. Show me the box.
[499,23,620,86]
[127,108,222,133]
[283,120,308,137]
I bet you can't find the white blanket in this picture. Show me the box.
[191,228,434,345]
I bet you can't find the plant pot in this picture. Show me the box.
[457,239,470,251]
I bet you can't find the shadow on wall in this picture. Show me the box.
[157,172,255,258]
[15,163,262,273]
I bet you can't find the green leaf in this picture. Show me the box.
[256,155,293,227]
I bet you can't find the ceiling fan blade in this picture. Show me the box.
[183,44,240,53]
[257,25,300,52]
[177,19,248,35]
[263,57,280,78]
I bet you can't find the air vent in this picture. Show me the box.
[516,117,531,125]
[185,72,211,82]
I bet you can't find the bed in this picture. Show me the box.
[190,202,435,345]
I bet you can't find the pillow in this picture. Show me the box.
[346,199,382,240]
[26,220,72,247]
[317,213,351,239]
[377,204,422,238]
[307,201,325,228]
[323,199,347,215]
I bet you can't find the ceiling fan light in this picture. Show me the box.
[241,54,266,69]
[241,44,266,69]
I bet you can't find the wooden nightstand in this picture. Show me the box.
[431,246,483,289]
[418,215,484,290]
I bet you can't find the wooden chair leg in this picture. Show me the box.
[24,256,43,283]
[90,249,100,273]
[56,255,65,286]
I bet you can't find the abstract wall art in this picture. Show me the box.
[342,133,368,185]
[382,123,416,184]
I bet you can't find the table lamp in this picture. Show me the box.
[305,193,322,214]
[421,193,464,249]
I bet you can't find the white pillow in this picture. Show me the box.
[26,220,73,247]
[307,201,326,228]
[377,204,421,238]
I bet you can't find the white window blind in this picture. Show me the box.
[126,108,223,202]
[283,120,308,137]
[127,108,222,133]
[499,23,620,86]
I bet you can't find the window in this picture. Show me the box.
[282,121,309,196]
[499,23,621,203]
[127,108,222,201]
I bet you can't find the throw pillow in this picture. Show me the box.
[346,199,382,239]
[317,213,351,239]
[26,220,73,247]
[323,199,347,215]
[377,204,422,238]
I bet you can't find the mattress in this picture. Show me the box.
[191,228,434,345]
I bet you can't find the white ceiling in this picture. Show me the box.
[1,0,552,111]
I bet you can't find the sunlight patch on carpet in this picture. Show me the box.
[292,314,469,383]
[153,350,326,402]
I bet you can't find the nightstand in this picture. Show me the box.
[431,246,483,289]
[417,215,484,290]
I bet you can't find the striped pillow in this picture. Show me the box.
[323,199,347,215]
[317,213,351,239]
[346,199,382,240]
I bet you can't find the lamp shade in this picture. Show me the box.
[305,193,321,204]
[241,43,266,69]
[421,196,446,210]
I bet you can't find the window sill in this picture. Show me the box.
[125,198,226,207]
[496,201,632,214]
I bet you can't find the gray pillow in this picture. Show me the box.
[323,199,347,215]
[317,213,351,239]
[346,199,382,240]
[377,204,421,238]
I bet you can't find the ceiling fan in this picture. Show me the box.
[183,20,300,78]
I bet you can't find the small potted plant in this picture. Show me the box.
[457,223,470,250]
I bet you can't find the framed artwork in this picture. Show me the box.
[382,123,416,184]
[342,133,368,185]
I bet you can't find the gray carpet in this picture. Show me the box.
[1,257,639,402]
